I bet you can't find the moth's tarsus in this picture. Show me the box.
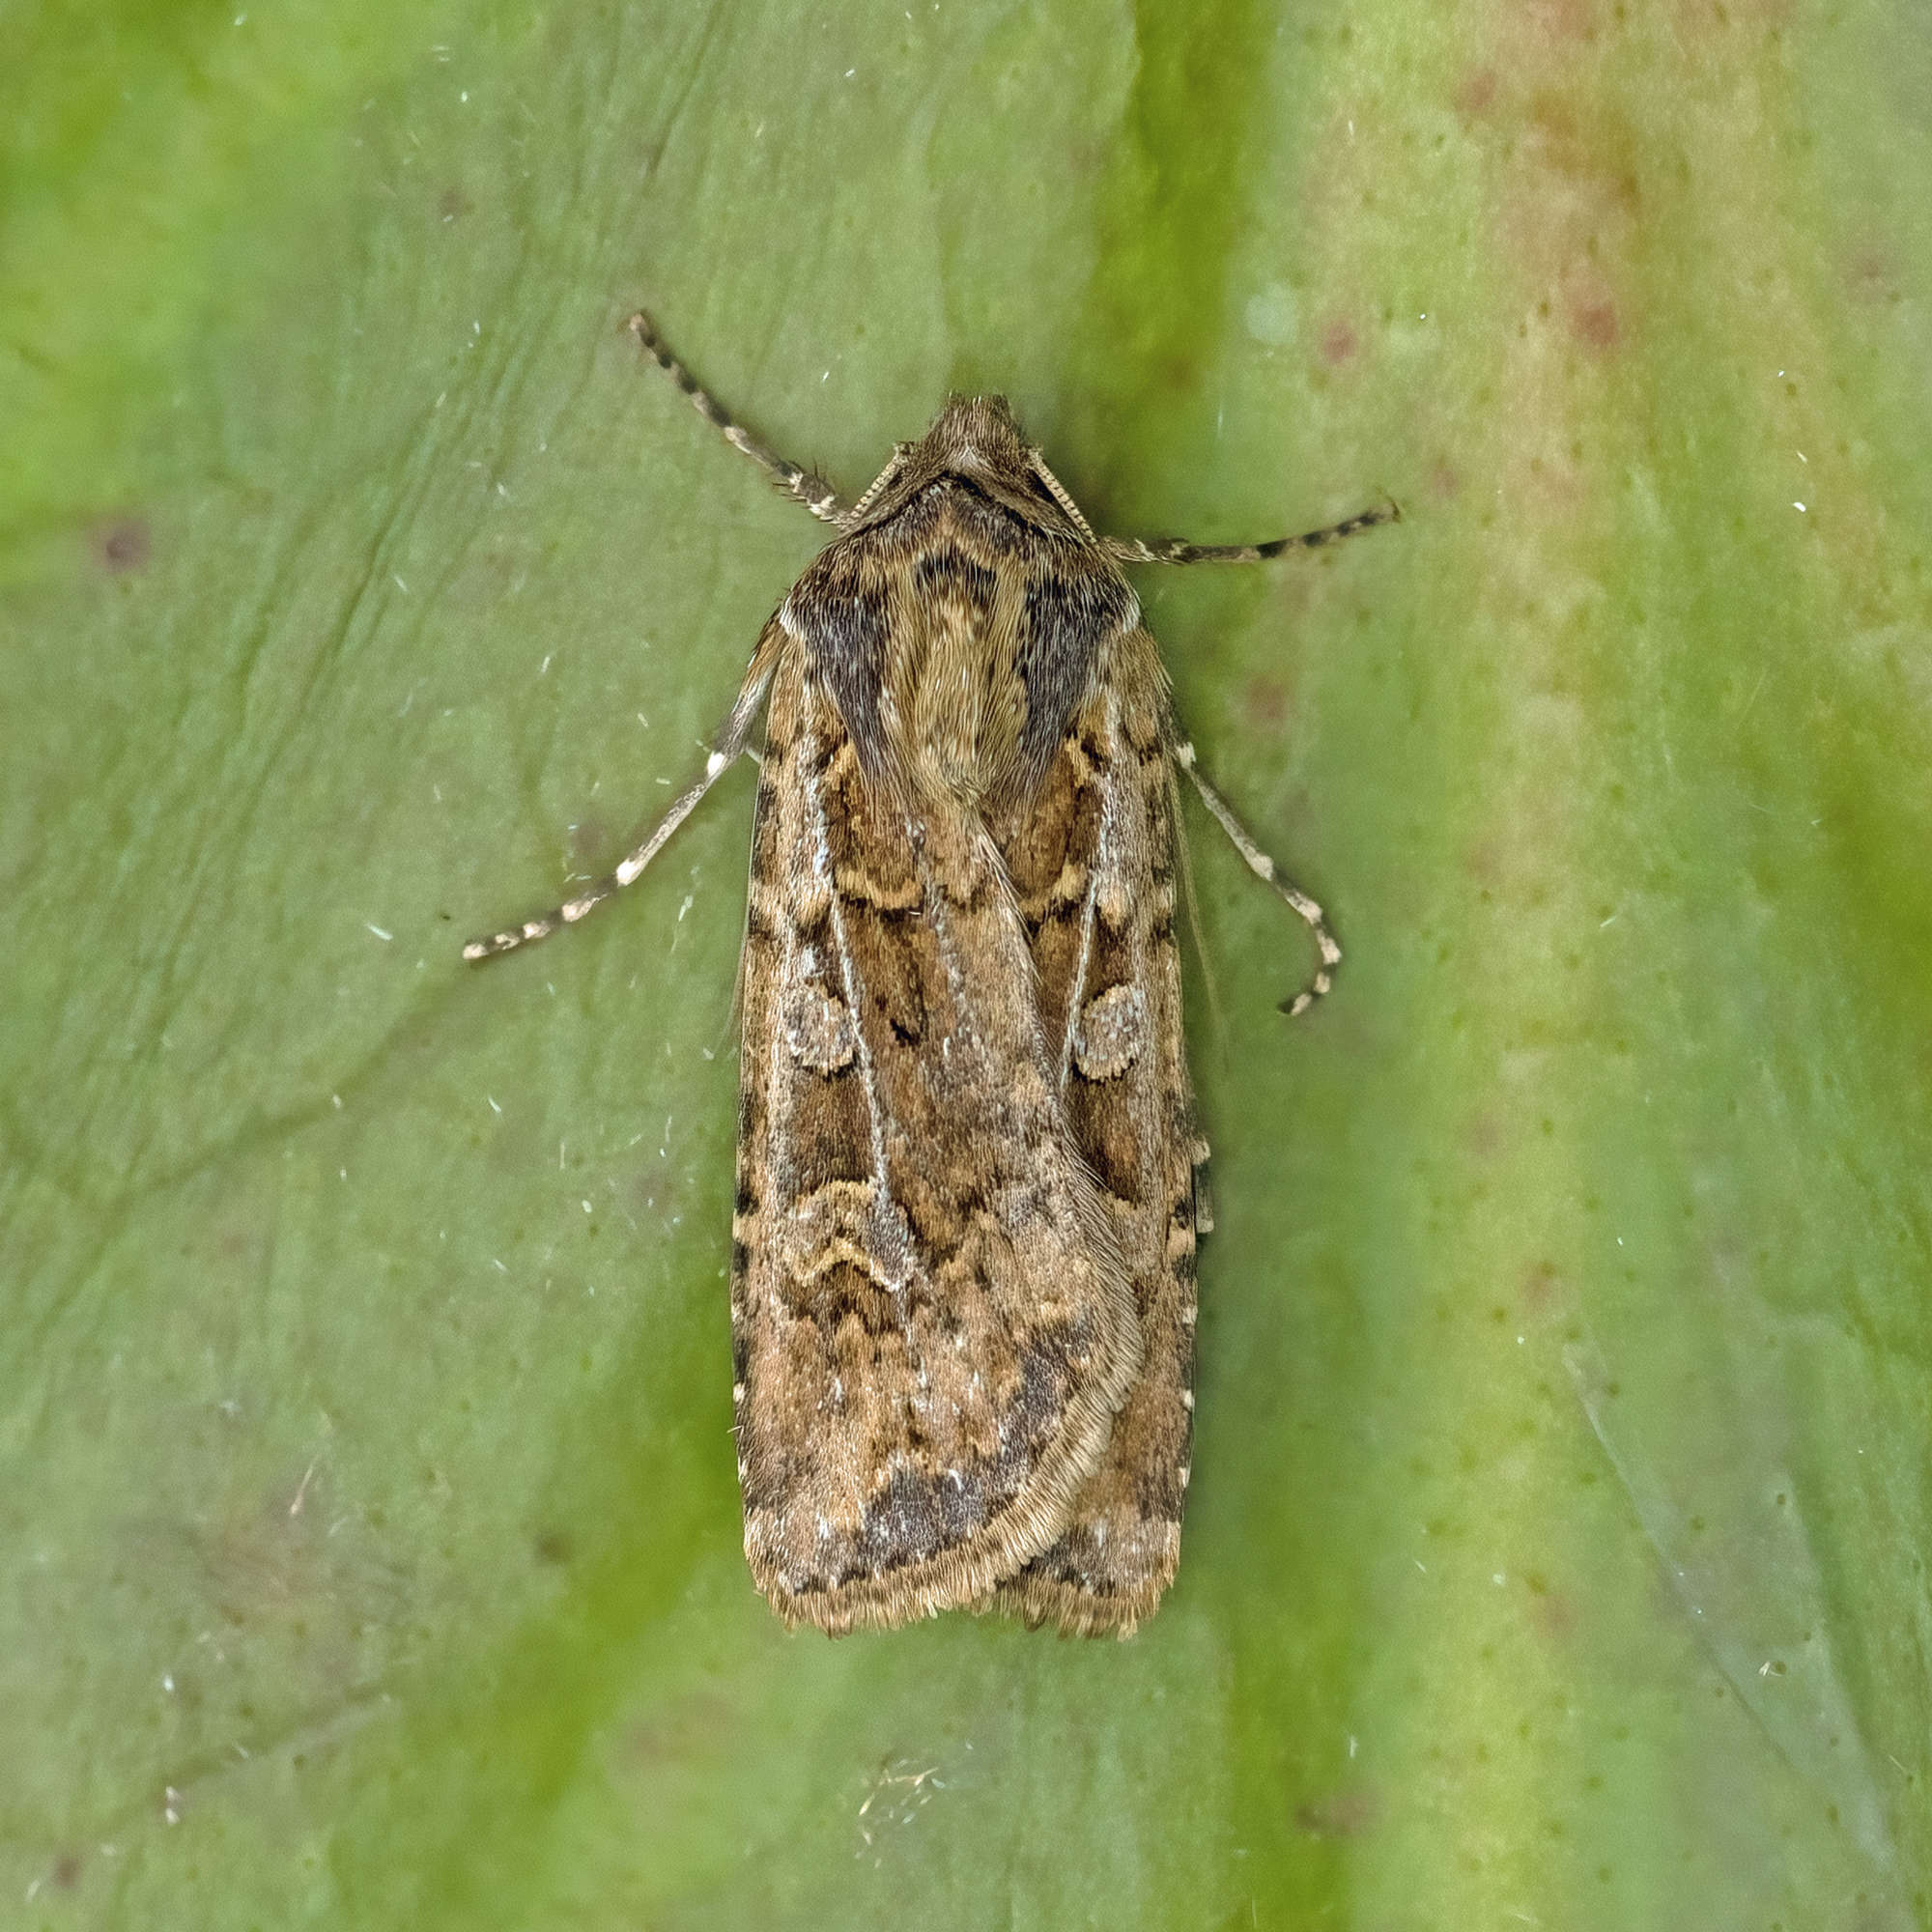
[1173,749,1344,1018]
[457,621,781,963]
[466,306,1395,1635]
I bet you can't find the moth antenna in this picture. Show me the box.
[625,310,850,527]
[462,623,783,962]
[1173,741,1341,1017]
[1103,496,1399,568]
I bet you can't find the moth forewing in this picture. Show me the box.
[732,642,1144,1633]
[464,312,1393,1634]
[980,620,1206,1636]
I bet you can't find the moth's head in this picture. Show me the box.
[917,394,1033,477]
[842,392,1094,544]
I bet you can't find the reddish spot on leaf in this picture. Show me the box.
[95,515,150,574]
[1430,462,1462,500]
[1570,298,1620,351]
[1153,349,1200,392]
[1320,319,1357,365]
[1295,1785,1380,1837]
[1454,67,1498,115]
[1522,0,1598,43]
[1529,1585,1577,1642]
[1462,837,1504,888]
[1243,675,1289,730]
[1845,245,1900,306]
[1521,1259,1561,1315]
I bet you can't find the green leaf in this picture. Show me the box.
[4,1,1928,1924]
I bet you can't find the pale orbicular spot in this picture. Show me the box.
[781,980,857,1072]
[1072,981,1149,1080]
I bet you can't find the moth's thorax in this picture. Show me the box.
[879,482,1033,808]
[789,460,1142,817]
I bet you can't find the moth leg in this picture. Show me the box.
[1102,497,1398,567]
[626,311,849,527]
[1174,742,1342,1017]
[462,623,783,962]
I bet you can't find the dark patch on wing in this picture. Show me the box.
[1016,570,1135,781]
[789,552,892,772]
[837,1350,1066,1583]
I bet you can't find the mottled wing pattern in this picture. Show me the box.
[990,619,1205,1635]
[467,338,1378,1640]
[731,635,1144,1634]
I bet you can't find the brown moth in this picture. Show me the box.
[466,311,1395,1636]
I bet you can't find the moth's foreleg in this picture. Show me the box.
[625,311,848,527]
[1174,743,1342,1018]
[462,625,783,963]
[1103,497,1399,568]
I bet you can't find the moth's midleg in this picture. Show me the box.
[462,625,783,963]
[625,310,849,526]
[1102,497,1399,568]
[1172,742,1342,1018]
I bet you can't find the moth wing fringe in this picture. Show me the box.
[981,1565,1175,1640]
[756,1255,1143,1634]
